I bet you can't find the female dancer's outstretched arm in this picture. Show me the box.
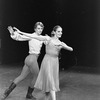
[8,26,31,41]
[61,42,73,51]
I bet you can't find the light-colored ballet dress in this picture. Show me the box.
[34,39,61,92]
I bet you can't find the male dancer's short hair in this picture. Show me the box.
[34,22,44,30]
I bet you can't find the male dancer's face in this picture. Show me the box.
[35,25,43,35]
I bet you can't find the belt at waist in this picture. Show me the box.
[46,53,58,57]
[29,53,39,57]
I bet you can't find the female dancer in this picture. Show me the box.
[35,25,73,100]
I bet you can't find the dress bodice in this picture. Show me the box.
[45,38,62,56]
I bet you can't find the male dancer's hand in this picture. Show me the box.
[13,27,20,33]
[13,27,24,35]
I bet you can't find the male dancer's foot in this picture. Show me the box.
[1,82,16,100]
[26,87,36,99]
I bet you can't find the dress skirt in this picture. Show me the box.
[34,54,60,92]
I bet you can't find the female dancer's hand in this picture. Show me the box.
[7,26,14,35]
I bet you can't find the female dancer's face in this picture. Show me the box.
[55,27,62,38]
[35,25,43,35]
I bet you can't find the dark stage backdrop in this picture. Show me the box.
[0,0,100,70]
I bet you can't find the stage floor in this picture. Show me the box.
[0,64,100,100]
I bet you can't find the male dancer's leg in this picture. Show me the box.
[26,54,39,99]
[1,64,30,100]
[14,65,30,84]
[29,57,39,87]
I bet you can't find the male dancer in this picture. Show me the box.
[1,22,44,99]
